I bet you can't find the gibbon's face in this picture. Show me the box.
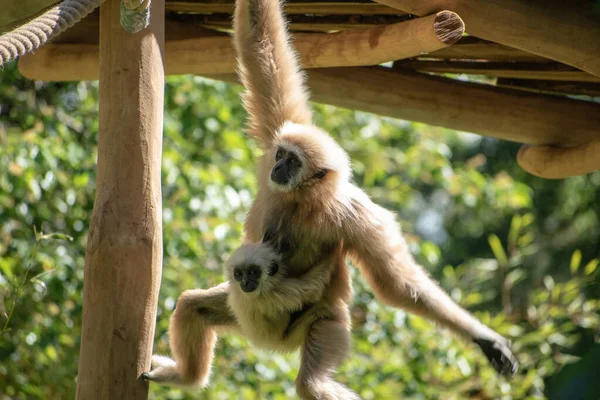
[270,146,323,186]
[231,262,278,293]
[226,243,282,294]
[269,122,351,192]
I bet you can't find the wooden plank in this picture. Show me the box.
[19,13,463,78]
[496,78,600,97]
[373,0,600,78]
[425,37,548,63]
[395,60,600,82]
[74,0,164,398]
[172,12,409,32]
[165,0,405,15]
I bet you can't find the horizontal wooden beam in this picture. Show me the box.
[424,37,548,63]
[19,12,464,78]
[305,67,600,146]
[395,60,600,82]
[165,0,405,15]
[518,142,600,179]
[176,13,409,33]
[373,0,600,78]
[208,67,600,148]
[496,78,600,97]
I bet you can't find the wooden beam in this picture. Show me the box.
[0,0,58,31]
[301,68,600,146]
[496,78,600,97]
[165,0,405,15]
[207,67,600,148]
[425,37,548,63]
[395,60,600,82]
[518,142,600,179]
[75,0,164,398]
[19,12,464,79]
[300,11,464,68]
[373,0,600,78]
[172,13,409,33]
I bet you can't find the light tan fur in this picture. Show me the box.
[226,243,342,352]
[146,0,517,396]
[233,0,517,380]
[145,243,358,399]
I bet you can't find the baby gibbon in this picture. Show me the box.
[144,243,358,399]
[146,0,518,396]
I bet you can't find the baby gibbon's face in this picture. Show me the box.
[226,243,281,294]
[232,263,262,293]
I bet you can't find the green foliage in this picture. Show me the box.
[1,62,599,399]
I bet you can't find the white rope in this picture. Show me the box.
[0,0,104,66]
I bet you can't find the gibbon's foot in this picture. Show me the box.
[474,337,519,378]
[141,355,182,384]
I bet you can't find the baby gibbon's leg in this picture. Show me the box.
[346,192,518,377]
[295,319,359,400]
[143,282,237,387]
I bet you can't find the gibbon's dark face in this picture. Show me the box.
[232,261,279,293]
[271,147,302,185]
[233,264,262,293]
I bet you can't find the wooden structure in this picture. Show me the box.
[1,0,599,399]
[10,0,600,179]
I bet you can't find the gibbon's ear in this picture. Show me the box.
[268,262,279,276]
[313,169,328,179]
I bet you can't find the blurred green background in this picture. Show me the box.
[0,62,599,399]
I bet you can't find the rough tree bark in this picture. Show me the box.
[75,0,164,398]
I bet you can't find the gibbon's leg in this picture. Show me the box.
[346,193,518,377]
[143,282,237,387]
[295,320,360,400]
[233,0,313,149]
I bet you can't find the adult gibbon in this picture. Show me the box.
[145,0,518,395]
[144,243,358,399]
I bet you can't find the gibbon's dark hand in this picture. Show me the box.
[474,337,519,378]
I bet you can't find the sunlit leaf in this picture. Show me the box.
[584,259,599,276]
[488,234,508,266]
[570,249,582,274]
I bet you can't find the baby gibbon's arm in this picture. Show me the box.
[233,0,313,149]
[269,258,335,310]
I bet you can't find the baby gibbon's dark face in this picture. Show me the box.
[271,147,302,185]
[233,264,262,293]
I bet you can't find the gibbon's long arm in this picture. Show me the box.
[233,0,313,150]
[344,189,518,376]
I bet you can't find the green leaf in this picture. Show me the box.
[488,234,508,266]
[508,215,521,248]
[570,250,582,274]
[584,259,599,275]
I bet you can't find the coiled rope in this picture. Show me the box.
[0,0,104,66]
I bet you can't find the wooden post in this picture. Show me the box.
[75,0,164,397]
